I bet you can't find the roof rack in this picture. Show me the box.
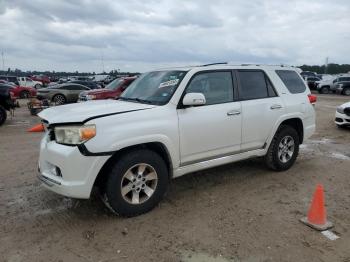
[200,62,228,67]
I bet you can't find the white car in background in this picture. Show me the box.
[17,77,42,89]
[335,102,350,128]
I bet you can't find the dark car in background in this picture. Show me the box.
[0,75,19,85]
[306,76,321,90]
[78,77,136,102]
[0,84,17,126]
[300,71,317,80]
[37,83,91,105]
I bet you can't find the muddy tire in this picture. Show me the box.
[104,149,169,217]
[265,125,300,171]
[0,106,7,126]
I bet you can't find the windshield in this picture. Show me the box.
[120,70,187,105]
[105,78,124,90]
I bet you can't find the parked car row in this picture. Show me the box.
[37,77,137,105]
[300,71,350,96]
[0,75,42,89]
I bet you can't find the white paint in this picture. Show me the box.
[321,230,339,241]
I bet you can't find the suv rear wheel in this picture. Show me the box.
[265,125,300,171]
[103,149,169,217]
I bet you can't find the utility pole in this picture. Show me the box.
[1,51,4,72]
[101,51,105,73]
[325,57,328,74]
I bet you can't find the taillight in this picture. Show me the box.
[10,91,15,99]
[308,94,317,105]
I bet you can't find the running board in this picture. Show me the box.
[173,149,266,178]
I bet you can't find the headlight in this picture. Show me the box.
[338,84,343,88]
[86,94,97,100]
[54,125,96,145]
[337,107,344,114]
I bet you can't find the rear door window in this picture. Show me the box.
[276,70,306,94]
[237,70,275,100]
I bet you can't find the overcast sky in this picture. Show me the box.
[0,0,349,73]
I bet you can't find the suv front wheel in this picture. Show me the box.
[265,125,300,171]
[104,149,169,217]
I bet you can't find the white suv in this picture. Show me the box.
[37,65,316,216]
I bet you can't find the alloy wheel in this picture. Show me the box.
[120,163,158,205]
[53,95,65,105]
[278,135,295,163]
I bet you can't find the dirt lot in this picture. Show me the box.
[1,95,350,262]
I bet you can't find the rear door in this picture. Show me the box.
[237,70,285,151]
[178,71,242,165]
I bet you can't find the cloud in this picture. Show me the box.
[0,0,349,72]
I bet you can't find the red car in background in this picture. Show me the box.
[0,80,37,98]
[78,77,136,102]
[30,75,50,86]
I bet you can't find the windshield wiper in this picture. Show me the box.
[118,97,155,104]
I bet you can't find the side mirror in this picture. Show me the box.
[182,92,206,106]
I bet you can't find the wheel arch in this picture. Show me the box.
[52,93,66,101]
[274,117,304,144]
[93,141,173,191]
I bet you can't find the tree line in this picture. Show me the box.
[299,64,350,74]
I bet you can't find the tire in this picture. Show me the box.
[104,149,169,217]
[265,125,300,171]
[320,86,330,94]
[0,106,7,126]
[52,94,66,105]
[337,124,347,129]
[20,90,30,99]
[343,88,350,96]
[35,84,42,89]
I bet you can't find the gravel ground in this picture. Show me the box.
[1,95,350,262]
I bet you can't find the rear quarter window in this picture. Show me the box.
[276,70,306,94]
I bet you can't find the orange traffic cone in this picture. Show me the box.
[28,123,45,132]
[300,184,333,231]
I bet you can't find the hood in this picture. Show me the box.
[38,100,155,124]
[339,102,350,109]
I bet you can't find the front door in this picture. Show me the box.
[177,71,242,166]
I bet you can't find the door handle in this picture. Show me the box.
[270,104,282,110]
[227,110,241,116]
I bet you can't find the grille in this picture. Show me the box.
[344,107,350,116]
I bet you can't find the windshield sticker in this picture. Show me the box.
[159,79,179,88]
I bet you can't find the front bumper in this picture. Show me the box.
[38,133,110,198]
[335,111,350,126]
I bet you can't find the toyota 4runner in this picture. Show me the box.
[37,64,316,216]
